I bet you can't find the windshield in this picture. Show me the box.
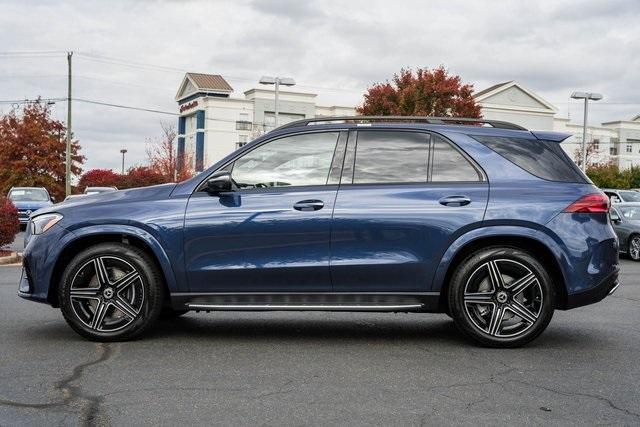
[619,191,640,202]
[8,188,49,202]
[620,206,640,221]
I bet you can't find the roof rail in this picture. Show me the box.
[275,116,527,131]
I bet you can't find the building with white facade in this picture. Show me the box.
[175,73,355,171]
[176,74,640,171]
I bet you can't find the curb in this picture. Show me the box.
[0,252,22,266]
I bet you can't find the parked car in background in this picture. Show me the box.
[18,116,619,348]
[610,203,640,261]
[84,187,118,195]
[7,187,54,226]
[602,188,640,204]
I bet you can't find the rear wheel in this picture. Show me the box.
[59,243,164,341]
[448,247,555,348]
[628,235,640,261]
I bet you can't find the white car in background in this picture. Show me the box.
[84,186,118,195]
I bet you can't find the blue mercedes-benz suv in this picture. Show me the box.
[18,116,620,347]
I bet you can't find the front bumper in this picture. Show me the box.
[16,224,71,305]
[564,265,620,309]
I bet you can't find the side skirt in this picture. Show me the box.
[170,292,442,313]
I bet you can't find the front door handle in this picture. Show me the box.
[439,195,471,207]
[293,200,324,211]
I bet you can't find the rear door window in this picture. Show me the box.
[353,131,429,184]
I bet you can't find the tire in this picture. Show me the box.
[448,247,555,348]
[628,235,640,261]
[59,243,165,342]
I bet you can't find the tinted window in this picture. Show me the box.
[231,132,339,188]
[471,135,587,183]
[353,131,429,183]
[431,136,482,182]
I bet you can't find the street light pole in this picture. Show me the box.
[65,51,73,196]
[259,76,296,129]
[120,149,128,174]
[571,91,603,172]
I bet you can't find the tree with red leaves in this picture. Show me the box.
[358,66,482,118]
[0,100,84,201]
[77,169,120,191]
[0,197,19,248]
[118,166,166,189]
[146,122,193,182]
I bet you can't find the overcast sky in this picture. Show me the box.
[1,0,638,172]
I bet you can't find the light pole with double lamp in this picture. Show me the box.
[570,91,603,172]
[259,76,296,128]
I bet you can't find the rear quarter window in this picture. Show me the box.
[470,135,587,183]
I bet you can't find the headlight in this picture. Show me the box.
[30,213,63,235]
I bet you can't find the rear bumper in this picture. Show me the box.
[564,265,620,309]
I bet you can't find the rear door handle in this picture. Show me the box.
[439,195,471,207]
[293,200,324,211]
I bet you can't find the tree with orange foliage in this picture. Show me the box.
[146,121,193,182]
[0,100,84,200]
[358,66,482,118]
[77,169,120,191]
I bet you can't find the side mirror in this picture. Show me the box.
[610,211,621,223]
[50,196,56,203]
[205,172,235,195]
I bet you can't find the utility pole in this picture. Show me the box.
[65,51,73,196]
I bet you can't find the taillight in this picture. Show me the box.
[564,193,610,213]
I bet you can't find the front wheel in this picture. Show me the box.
[59,243,164,341]
[448,247,555,348]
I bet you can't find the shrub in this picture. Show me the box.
[0,197,19,248]
[586,164,629,189]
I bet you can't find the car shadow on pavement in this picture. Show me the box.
[21,313,612,349]
[138,314,610,349]
[148,315,469,345]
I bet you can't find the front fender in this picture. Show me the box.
[59,225,182,294]
[430,225,568,293]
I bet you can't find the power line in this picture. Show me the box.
[0,50,67,55]
[72,98,278,127]
[0,97,66,105]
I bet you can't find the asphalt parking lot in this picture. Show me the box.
[0,260,639,426]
